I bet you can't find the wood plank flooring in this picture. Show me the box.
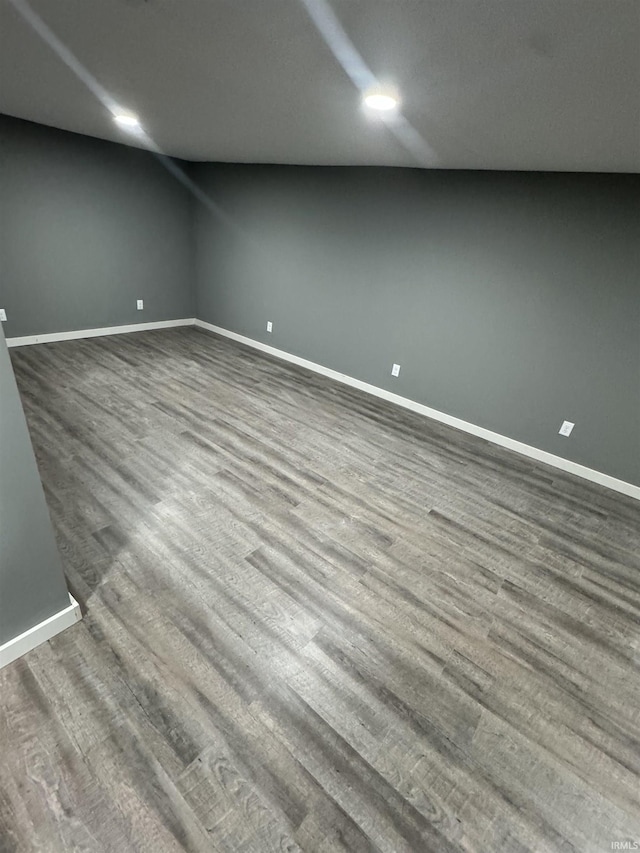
[1,326,639,853]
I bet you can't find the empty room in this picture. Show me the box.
[1,0,639,851]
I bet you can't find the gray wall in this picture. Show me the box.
[0,115,194,338]
[0,115,637,487]
[193,165,640,486]
[0,327,71,645]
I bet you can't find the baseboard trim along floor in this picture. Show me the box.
[5,318,196,348]
[0,594,82,670]
[194,319,640,502]
[5,317,637,501]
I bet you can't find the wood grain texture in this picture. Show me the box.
[1,326,639,853]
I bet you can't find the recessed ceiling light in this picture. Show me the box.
[113,112,141,131]
[363,86,400,113]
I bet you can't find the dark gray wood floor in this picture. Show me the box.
[2,327,639,853]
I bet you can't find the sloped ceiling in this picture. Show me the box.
[1,0,638,170]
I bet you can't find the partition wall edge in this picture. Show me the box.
[0,328,81,670]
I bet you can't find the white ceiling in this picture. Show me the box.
[1,0,639,171]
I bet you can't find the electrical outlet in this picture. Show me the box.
[559,420,575,437]
[391,363,401,377]
[137,299,144,310]
[266,321,273,333]
[0,309,6,322]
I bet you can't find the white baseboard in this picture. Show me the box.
[194,319,640,502]
[0,594,82,670]
[6,318,196,348]
[4,315,637,500]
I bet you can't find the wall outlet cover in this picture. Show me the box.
[391,363,401,377]
[0,309,6,322]
[559,420,575,437]
[266,321,273,333]
[137,300,144,310]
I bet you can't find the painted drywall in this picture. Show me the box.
[0,327,71,645]
[0,115,194,338]
[193,164,640,486]
[0,114,637,486]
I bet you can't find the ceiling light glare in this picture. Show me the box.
[363,86,400,113]
[113,112,141,131]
